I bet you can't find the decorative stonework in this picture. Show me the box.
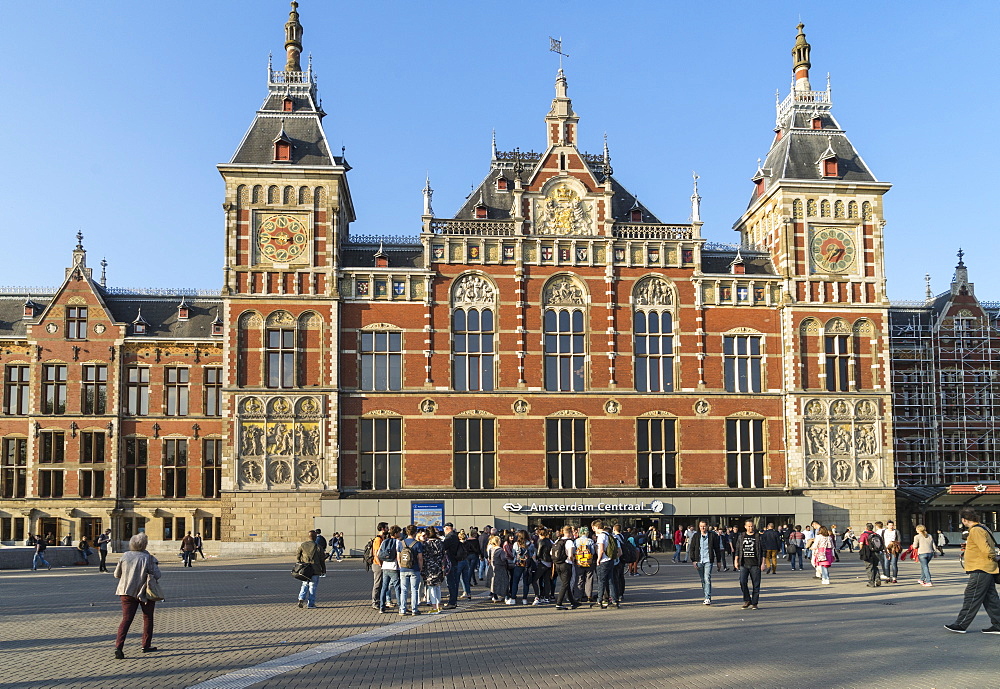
[550,409,585,417]
[419,398,437,414]
[236,394,327,490]
[694,400,711,415]
[535,183,593,236]
[544,276,586,305]
[632,276,672,306]
[604,399,621,415]
[452,274,496,306]
[802,397,883,487]
[512,399,530,415]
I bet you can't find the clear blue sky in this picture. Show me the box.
[1,1,997,300]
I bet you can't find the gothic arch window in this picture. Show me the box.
[834,200,845,218]
[451,273,497,392]
[820,199,831,217]
[632,276,675,392]
[848,201,858,219]
[252,185,263,204]
[237,311,264,387]
[825,318,852,392]
[792,199,803,219]
[806,199,817,217]
[283,186,294,204]
[265,310,297,388]
[862,201,873,220]
[298,186,312,204]
[542,275,588,392]
[314,187,325,206]
[799,318,820,390]
[267,185,279,204]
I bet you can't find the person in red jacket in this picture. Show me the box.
[672,527,686,563]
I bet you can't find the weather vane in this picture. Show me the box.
[549,37,569,70]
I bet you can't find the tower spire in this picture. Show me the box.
[690,172,702,223]
[284,1,304,72]
[422,175,434,217]
[545,67,578,146]
[792,23,812,92]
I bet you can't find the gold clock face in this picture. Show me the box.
[811,227,856,273]
[257,214,309,263]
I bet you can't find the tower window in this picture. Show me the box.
[812,117,823,130]
[822,158,838,177]
[496,177,508,191]
[475,204,488,219]
[274,141,291,161]
[283,98,293,112]
[630,208,643,222]
[754,179,765,197]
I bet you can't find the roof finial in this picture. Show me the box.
[690,171,702,223]
[792,22,812,92]
[924,273,932,300]
[76,231,84,251]
[549,36,569,72]
[422,174,434,216]
[100,258,108,288]
[491,129,497,160]
[602,133,613,178]
[284,1,303,72]
[957,247,965,267]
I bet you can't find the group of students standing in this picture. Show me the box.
[361,519,640,614]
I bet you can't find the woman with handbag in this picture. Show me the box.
[112,533,162,659]
[295,529,327,608]
[913,524,937,586]
[811,526,835,584]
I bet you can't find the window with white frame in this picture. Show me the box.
[724,335,762,393]
[637,417,676,488]
[726,418,765,488]
[544,309,585,392]
[634,311,674,392]
[453,417,496,489]
[452,308,495,391]
[359,331,402,391]
[546,417,587,489]
[359,417,402,490]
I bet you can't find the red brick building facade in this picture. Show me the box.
[1,11,897,552]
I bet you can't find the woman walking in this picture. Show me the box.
[913,524,936,586]
[113,533,161,659]
[812,526,835,584]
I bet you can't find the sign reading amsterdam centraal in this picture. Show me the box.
[502,500,665,514]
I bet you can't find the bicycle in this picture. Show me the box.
[638,550,660,575]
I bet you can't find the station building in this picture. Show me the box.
[1,7,901,552]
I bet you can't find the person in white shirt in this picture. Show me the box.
[573,527,596,605]
[592,519,620,609]
[802,525,815,559]
[881,520,901,583]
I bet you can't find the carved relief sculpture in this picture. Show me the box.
[544,277,585,305]
[857,459,876,482]
[535,184,592,236]
[633,277,672,306]
[297,460,320,484]
[831,425,853,454]
[833,459,852,482]
[453,274,496,305]
[855,425,877,455]
[241,460,263,484]
[806,425,827,455]
[268,460,291,483]
[241,424,265,456]
[807,460,827,482]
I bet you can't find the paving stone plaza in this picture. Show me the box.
[1,551,996,689]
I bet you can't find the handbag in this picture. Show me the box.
[291,562,315,581]
[145,575,165,602]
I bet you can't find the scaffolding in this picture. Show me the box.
[890,306,1000,486]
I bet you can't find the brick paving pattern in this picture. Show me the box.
[1,551,997,688]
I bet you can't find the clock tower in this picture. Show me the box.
[217,2,353,545]
[733,25,896,524]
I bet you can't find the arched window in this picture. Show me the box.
[265,311,296,388]
[452,308,494,391]
[820,200,831,217]
[806,199,817,217]
[792,199,803,219]
[544,309,585,391]
[862,201,873,220]
[848,201,858,218]
[632,276,674,392]
[834,200,845,218]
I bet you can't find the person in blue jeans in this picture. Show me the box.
[295,529,326,608]
[398,525,424,615]
[510,531,533,604]
[379,526,403,613]
[913,524,936,586]
[593,520,620,608]
[688,520,719,605]
[442,523,468,609]
[787,526,805,570]
[32,536,52,571]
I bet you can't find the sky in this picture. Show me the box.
[1,1,997,300]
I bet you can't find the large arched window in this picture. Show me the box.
[542,276,587,392]
[632,276,674,392]
[265,311,296,388]
[451,273,496,391]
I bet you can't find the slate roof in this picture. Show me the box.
[452,162,661,224]
[230,114,340,167]
[0,293,223,340]
[700,249,776,276]
[341,247,424,269]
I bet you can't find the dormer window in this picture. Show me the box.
[23,301,35,319]
[212,322,224,336]
[133,322,146,335]
[812,117,823,130]
[178,301,190,321]
[630,208,643,222]
[822,157,838,177]
[475,204,488,219]
[274,140,291,162]
[754,178,765,197]
[496,177,508,191]
[283,97,294,112]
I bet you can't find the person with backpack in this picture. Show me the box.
[593,519,620,609]
[688,520,720,605]
[944,507,1000,634]
[612,524,630,602]
[533,527,554,603]
[840,527,856,552]
[32,535,52,571]
[550,526,579,610]
[367,522,389,609]
[377,525,403,613]
[97,529,113,572]
[510,530,533,605]
[787,525,805,571]
[715,526,731,572]
[574,526,596,605]
[397,525,424,616]
[858,522,884,587]
[295,529,326,608]
[734,519,764,609]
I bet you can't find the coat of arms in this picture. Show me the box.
[535,184,591,236]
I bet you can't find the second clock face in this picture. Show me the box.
[257,214,309,263]
[811,227,856,273]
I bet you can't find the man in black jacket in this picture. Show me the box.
[687,520,720,605]
[761,523,782,574]
[735,520,764,609]
[442,523,467,609]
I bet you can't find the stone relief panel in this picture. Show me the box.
[543,276,587,306]
[801,398,883,487]
[632,276,673,306]
[452,274,497,306]
[236,395,326,490]
[534,183,593,236]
